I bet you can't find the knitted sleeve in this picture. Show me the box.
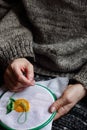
[73,63,87,89]
[0,0,11,19]
[0,10,35,71]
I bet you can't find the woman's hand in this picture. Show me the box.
[4,58,35,92]
[50,84,87,120]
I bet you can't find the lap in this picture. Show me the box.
[0,74,87,130]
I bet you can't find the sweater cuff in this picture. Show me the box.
[0,28,35,70]
[73,63,87,89]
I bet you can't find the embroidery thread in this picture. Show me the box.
[6,95,30,124]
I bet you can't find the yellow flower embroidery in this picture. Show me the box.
[6,98,30,114]
[6,98,30,124]
[14,99,30,112]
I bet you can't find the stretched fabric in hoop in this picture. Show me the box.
[0,77,69,130]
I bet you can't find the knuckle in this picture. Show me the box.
[54,100,62,109]
[61,107,66,114]
[10,62,16,70]
[55,101,60,108]
[64,92,72,103]
[30,63,33,70]
[63,106,69,113]
[10,59,19,68]
[60,106,69,115]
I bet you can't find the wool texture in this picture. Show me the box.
[0,0,87,88]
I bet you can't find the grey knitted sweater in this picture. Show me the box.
[0,0,87,88]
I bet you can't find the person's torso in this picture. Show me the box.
[24,0,87,73]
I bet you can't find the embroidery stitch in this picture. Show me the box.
[6,94,30,124]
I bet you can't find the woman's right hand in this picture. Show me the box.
[4,58,35,92]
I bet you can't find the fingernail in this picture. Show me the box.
[31,80,35,85]
[51,107,56,113]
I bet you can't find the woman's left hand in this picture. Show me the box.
[49,84,87,120]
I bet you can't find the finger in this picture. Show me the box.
[7,68,35,87]
[50,97,67,113]
[4,72,26,92]
[8,79,29,92]
[25,63,34,80]
[9,67,35,87]
[12,66,34,85]
[4,68,35,92]
[4,76,15,91]
[4,69,16,86]
[54,103,73,120]
[8,83,26,92]
[10,87,26,92]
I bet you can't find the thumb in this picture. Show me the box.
[50,97,67,113]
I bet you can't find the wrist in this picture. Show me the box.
[76,84,87,96]
[68,79,87,96]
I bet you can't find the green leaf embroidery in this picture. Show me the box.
[6,98,15,114]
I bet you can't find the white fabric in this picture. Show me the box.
[37,77,69,130]
[0,77,69,130]
[37,77,69,98]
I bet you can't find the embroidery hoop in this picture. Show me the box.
[0,84,57,130]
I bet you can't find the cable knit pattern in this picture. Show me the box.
[0,0,87,88]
